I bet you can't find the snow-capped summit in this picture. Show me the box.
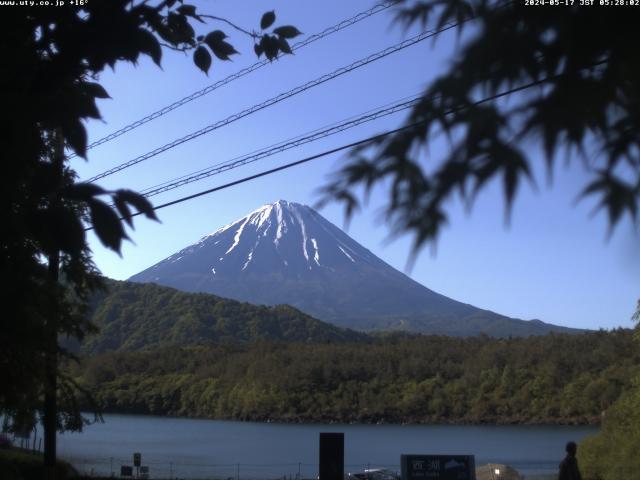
[129,200,577,336]
[153,200,382,278]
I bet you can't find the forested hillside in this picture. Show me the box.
[71,329,639,425]
[78,280,366,353]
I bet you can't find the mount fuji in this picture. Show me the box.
[129,200,576,336]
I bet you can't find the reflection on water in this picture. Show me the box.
[53,414,597,479]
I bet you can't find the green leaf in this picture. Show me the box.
[193,46,211,74]
[273,26,302,39]
[88,199,128,253]
[115,189,159,221]
[260,10,276,30]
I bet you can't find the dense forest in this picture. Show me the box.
[73,280,365,353]
[70,329,639,425]
[579,376,640,480]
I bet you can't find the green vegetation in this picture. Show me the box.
[0,448,77,480]
[75,280,365,354]
[2,0,298,460]
[577,303,640,480]
[70,329,638,425]
[579,380,640,479]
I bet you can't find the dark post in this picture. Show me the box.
[44,128,64,480]
[319,433,344,480]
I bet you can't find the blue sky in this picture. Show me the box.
[72,0,638,330]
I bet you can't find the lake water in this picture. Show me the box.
[51,414,597,479]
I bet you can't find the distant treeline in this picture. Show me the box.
[71,329,639,425]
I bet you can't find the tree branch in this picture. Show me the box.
[199,14,258,39]
[159,42,191,53]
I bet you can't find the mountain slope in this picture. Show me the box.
[129,200,579,337]
[79,279,366,354]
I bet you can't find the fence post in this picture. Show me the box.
[110,457,113,477]
[298,462,301,480]
[170,461,173,479]
[237,462,240,480]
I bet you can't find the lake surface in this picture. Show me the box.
[51,414,597,479]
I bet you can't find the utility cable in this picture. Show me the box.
[70,1,399,158]
[137,94,423,198]
[87,20,461,183]
[84,72,564,232]
[136,92,423,193]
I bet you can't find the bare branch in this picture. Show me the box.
[199,14,258,39]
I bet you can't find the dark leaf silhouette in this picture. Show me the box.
[204,30,227,54]
[260,10,276,30]
[193,45,212,74]
[136,28,162,66]
[277,37,292,55]
[114,189,159,221]
[80,82,110,99]
[88,199,128,253]
[273,25,302,39]
[177,4,197,18]
[114,196,134,228]
[65,120,88,158]
[260,35,280,61]
[210,40,238,61]
[60,183,107,201]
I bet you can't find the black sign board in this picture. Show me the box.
[121,466,133,477]
[133,453,142,467]
[401,455,476,480]
[140,466,150,479]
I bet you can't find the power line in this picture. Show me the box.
[86,21,461,183]
[137,94,423,198]
[69,1,398,158]
[136,92,424,193]
[85,73,561,232]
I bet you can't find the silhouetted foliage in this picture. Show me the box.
[321,1,640,252]
[0,0,298,434]
[69,329,639,425]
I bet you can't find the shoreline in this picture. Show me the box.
[84,409,601,427]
